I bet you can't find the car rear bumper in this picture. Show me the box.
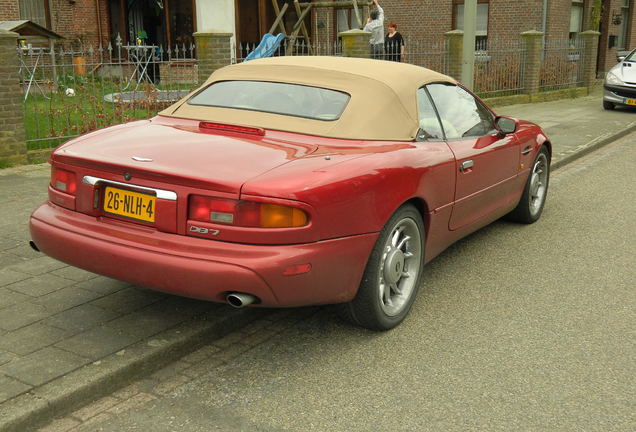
[30,202,377,307]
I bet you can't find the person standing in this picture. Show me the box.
[385,22,405,62]
[363,0,385,60]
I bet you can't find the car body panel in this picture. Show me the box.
[603,49,636,107]
[30,57,550,309]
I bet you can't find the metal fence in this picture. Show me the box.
[233,39,343,63]
[19,37,198,150]
[473,38,526,98]
[402,37,449,76]
[540,38,586,90]
[18,34,587,150]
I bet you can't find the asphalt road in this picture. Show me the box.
[45,134,636,432]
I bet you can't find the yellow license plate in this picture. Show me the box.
[103,186,156,223]
[625,98,636,106]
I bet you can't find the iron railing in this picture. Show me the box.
[19,35,198,150]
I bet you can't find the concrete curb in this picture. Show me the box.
[0,306,270,432]
[552,120,636,169]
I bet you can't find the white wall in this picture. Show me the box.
[196,0,236,34]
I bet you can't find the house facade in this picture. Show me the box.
[0,0,634,74]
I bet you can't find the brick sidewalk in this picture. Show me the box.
[1,93,635,432]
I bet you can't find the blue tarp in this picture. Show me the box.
[245,33,286,61]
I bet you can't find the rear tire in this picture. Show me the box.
[507,146,550,224]
[339,204,424,331]
[603,100,615,110]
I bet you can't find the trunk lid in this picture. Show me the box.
[53,118,318,193]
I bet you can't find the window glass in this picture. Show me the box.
[416,88,444,140]
[455,3,489,36]
[19,0,48,28]
[188,81,350,121]
[426,84,495,139]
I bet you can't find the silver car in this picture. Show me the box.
[603,48,636,110]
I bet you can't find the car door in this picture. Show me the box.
[425,83,520,231]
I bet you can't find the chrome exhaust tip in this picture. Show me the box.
[29,241,40,252]
[226,293,258,308]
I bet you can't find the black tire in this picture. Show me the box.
[338,204,425,331]
[603,100,615,110]
[507,146,550,224]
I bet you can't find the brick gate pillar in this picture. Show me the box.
[339,29,371,58]
[0,30,26,167]
[520,30,544,96]
[194,32,232,84]
[579,30,601,90]
[444,30,463,81]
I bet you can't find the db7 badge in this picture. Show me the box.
[188,225,220,236]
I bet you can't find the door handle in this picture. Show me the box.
[460,160,474,172]
[521,146,532,155]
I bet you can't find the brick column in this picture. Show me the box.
[520,30,544,95]
[194,32,232,84]
[0,30,26,167]
[579,30,601,89]
[444,30,463,80]
[339,29,370,58]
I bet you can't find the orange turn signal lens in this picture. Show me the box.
[188,196,309,228]
[260,204,308,228]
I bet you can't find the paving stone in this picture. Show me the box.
[0,373,30,403]
[0,347,89,387]
[8,256,68,276]
[0,350,18,366]
[0,287,30,309]
[6,244,41,259]
[70,395,120,422]
[107,392,156,416]
[51,266,98,282]
[89,286,166,314]
[0,251,30,266]
[34,287,104,314]
[7,274,76,297]
[54,326,139,360]
[0,323,73,356]
[0,268,31,287]
[0,301,49,331]
[73,276,130,295]
[36,417,81,432]
[42,304,121,332]
[104,303,186,340]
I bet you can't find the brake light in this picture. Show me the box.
[51,167,77,194]
[188,196,308,228]
[199,122,265,136]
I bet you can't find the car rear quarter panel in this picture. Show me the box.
[241,140,457,242]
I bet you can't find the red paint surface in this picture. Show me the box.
[30,114,548,306]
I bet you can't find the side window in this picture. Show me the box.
[426,83,495,139]
[416,87,444,141]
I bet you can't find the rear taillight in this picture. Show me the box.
[51,167,77,194]
[188,196,308,228]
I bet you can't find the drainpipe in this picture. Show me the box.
[95,0,103,46]
[541,0,548,57]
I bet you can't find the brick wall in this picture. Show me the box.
[0,0,19,21]
[49,0,111,49]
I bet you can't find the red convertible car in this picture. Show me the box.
[30,57,550,330]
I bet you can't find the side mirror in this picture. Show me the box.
[618,56,626,62]
[495,116,517,136]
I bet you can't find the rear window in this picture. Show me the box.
[187,81,350,121]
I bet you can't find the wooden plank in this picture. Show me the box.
[352,0,362,29]
[299,1,373,7]
[293,0,313,55]
[268,2,289,34]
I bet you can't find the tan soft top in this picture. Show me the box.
[160,56,456,141]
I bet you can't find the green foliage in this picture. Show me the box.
[589,0,602,31]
